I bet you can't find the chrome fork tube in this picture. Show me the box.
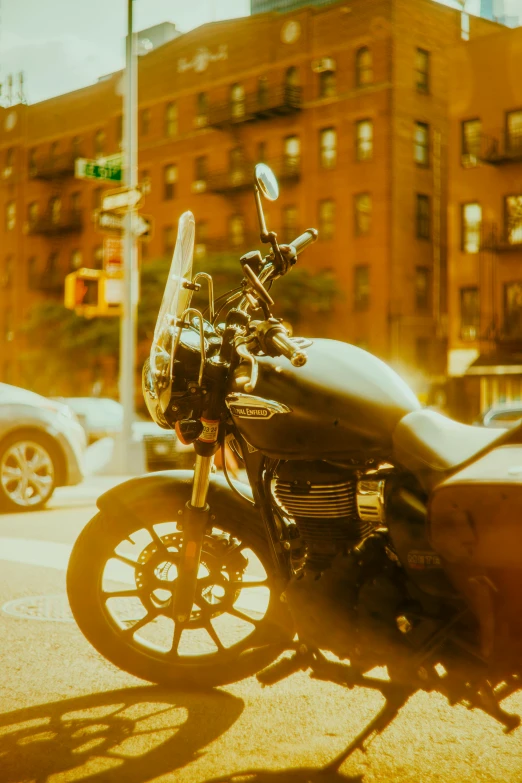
[190,453,214,509]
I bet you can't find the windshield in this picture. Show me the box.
[150,211,195,398]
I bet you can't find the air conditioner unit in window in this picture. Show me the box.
[191,180,207,194]
[2,166,12,179]
[193,115,208,128]
[311,57,336,73]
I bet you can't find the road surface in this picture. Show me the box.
[0,477,521,782]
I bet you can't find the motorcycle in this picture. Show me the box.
[67,164,522,767]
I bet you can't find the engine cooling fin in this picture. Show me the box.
[273,461,376,571]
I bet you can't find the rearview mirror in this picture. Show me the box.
[255,164,279,201]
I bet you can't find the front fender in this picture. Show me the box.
[97,470,262,536]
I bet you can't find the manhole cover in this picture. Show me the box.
[2,594,75,623]
[1,594,142,624]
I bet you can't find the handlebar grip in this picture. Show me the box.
[289,228,318,256]
[269,331,308,368]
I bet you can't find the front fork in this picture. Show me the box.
[172,433,218,623]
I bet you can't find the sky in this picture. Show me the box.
[0,0,503,105]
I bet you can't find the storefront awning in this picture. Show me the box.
[465,352,522,376]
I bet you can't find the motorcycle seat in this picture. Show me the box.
[393,409,508,482]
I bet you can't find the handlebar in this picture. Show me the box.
[288,228,318,256]
[267,329,307,367]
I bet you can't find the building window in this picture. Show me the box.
[92,187,104,210]
[229,215,245,248]
[4,147,14,176]
[195,221,208,258]
[28,148,37,176]
[70,249,83,270]
[415,267,430,311]
[354,265,370,310]
[506,109,522,155]
[71,136,81,157]
[415,49,430,93]
[257,141,267,162]
[94,129,105,158]
[195,92,208,126]
[49,196,61,224]
[319,69,336,98]
[165,101,178,137]
[46,251,59,276]
[140,170,151,195]
[416,194,431,239]
[70,191,81,216]
[2,256,13,288]
[285,66,300,101]
[282,204,298,239]
[414,122,430,166]
[230,83,245,119]
[27,201,39,227]
[50,141,59,163]
[93,245,103,269]
[355,47,373,87]
[460,287,480,340]
[163,225,175,256]
[283,135,300,173]
[319,127,337,169]
[505,195,522,245]
[462,118,481,160]
[504,281,522,338]
[257,76,269,107]
[163,164,177,200]
[319,199,335,240]
[356,120,373,161]
[140,108,150,136]
[354,193,372,236]
[462,202,482,253]
[5,201,16,231]
[195,155,207,182]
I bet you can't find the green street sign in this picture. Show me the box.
[75,156,122,183]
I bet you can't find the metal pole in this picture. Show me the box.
[119,0,138,473]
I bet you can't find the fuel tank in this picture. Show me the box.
[227,339,421,460]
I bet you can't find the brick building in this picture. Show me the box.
[446,23,522,421]
[0,0,499,395]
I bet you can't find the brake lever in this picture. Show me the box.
[236,342,259,393]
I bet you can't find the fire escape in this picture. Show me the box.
[476,123,522,351]
[193,79,302,255]
[27,147,84,293]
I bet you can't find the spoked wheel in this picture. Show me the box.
[67,509,292,688]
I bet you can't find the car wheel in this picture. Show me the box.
[0,432,57,512]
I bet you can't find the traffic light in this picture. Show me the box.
[65,268,122,317]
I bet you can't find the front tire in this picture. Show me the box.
[67,508,292,688]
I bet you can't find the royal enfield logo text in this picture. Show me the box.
[229,405,271,418]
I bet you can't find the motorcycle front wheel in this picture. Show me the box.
[67,507,292,688]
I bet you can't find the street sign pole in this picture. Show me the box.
[118,0,138,473]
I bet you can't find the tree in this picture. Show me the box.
[19,250,337,396]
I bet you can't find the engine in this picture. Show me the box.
[273,460,386,571]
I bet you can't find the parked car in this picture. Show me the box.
[56,397,193,472]
[0,383,86,512]
[475,402,522,429]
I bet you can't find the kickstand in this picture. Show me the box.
[320,686,411,773]
[475,680,521,732]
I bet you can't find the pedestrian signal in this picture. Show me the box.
[65,268,122,317]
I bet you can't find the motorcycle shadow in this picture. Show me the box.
[0,684,243,783]
[203,768,363,782]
